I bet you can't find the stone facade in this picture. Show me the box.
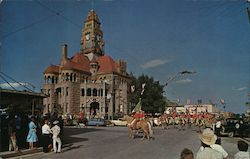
[43,10,130,119]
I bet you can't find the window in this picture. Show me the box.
[81,89,85,96]
[93,88,97,96]
[87,88,91,96]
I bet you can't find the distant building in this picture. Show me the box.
[42,10,130,119]
[165,103,219,114]
[184,104,219,114]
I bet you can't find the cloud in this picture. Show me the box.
[175,78,192,84]
[0,82,30,89]
[141,59,168,69]
[232,86,247,91]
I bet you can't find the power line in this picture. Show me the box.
[2,1,81,40]
[0,71,34,92]
[35,0,82,29]
[2,14,55,39]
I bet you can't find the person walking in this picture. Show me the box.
[26,116,38,149]
[42,119,52,153]
[51,120,62,153]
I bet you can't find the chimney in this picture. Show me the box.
[61,44,68,65]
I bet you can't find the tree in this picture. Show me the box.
[128,74,166,115]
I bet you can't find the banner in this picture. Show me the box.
[132,98,142,113]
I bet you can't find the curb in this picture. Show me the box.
[0,148,43,159]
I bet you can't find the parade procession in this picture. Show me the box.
[1,0,250,159]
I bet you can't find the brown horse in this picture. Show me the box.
[126,116,153,140]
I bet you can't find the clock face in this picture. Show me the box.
[85,34,90,40]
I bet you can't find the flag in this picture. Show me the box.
[132,98,142,113]
[141,83,146,95]
[131,85,135,93]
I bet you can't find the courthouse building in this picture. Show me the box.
[42,10,130,119]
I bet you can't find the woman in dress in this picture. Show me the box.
[26,116,38,149]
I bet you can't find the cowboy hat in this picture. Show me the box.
[199,128,217,145]
[53,120,59,124]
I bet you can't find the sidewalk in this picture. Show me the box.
[0,144,74,159]
[0,148,43,159]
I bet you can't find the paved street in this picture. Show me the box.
[20,126,243,159]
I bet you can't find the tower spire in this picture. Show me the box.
[80,10,105,57]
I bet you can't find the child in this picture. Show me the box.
[234,140,249,159]
[180,148,194,159]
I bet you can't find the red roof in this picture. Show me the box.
[44,65,59,74]
[44,53,121,75]
[97,55,118,74]
[61,53,90,72]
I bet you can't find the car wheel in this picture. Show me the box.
[228,132,234,137]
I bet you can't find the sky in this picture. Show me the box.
[0,0,250,113]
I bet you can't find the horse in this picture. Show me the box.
[126,116,153,140]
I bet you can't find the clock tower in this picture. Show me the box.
[80,10,105,57]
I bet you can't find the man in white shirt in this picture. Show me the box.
[51,120,62,153]
[210,138,229,159]
[42,119,52,153]
[196,128,223,159]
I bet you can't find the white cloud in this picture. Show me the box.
[0,82,29,89]
[175,78,192,84]
[141,59,168,69]
[232,86,247,91]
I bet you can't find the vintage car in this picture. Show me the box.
[110,118,127,126]
[220,118,250,137]
[87,118,106,126]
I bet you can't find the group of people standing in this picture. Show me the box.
[5,114,63,154]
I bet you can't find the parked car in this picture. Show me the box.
[87,118,106,126]
[220,118,250,137]
[110,118,127,126]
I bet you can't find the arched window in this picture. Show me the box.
[81,89,85,96]
[52,76,55,84]
[93,88,97,96]
[99,89,103,96]
[87,88,91,96]
[74,74,76,82]
[70,73,73,82]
